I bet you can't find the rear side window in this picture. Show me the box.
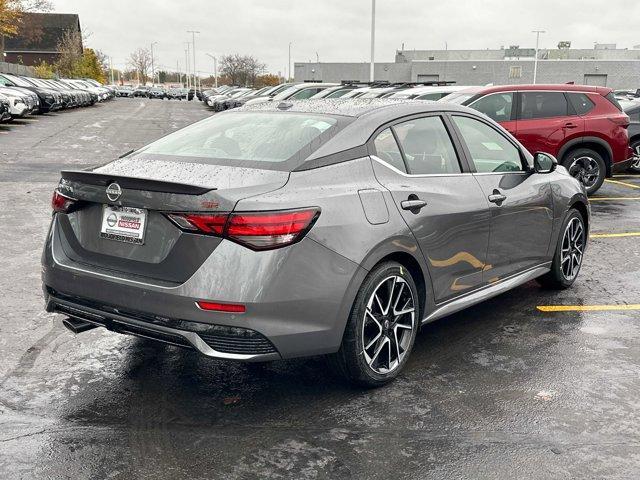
[605,92,623,111]
[470,93,514,122]
[567,93,595,115]
[373,128,406,172]
[519,92,568,119]
[393,116,461,175]
[290,88,323,100]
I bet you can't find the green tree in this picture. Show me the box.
[33,59,54,78]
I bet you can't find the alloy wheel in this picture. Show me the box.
[568,156,600,188]
[560,217,585,281]
[631,145,640,170]
[362,275,416,375]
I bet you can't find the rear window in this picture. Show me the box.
[605,92,623,111]
[139,112,340,166]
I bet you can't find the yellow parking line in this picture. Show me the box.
[605,179,640,189]
[590,197,640,201]
[538,304,640,312]
[591,232,640,238]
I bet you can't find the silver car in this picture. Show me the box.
[42,99,589,386]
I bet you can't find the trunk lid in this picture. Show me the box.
[55,156,290,284]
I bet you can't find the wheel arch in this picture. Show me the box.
[559,137,613,177]
[569,198,590,236]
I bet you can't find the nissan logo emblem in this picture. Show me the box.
[106,182,122,202]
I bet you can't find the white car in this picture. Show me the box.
[244,83,338,106]
[0,87,31,118]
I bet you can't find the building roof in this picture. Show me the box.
[4,13,81,53]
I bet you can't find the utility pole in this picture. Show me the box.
[532,30,545,84]
[370,0,376,82]
[187,30,200,90]
[109,56,114,84]
[288,42,292,81]
[150,41,157,86]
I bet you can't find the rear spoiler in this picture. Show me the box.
[60,170,214,195]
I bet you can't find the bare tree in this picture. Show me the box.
[128,48,152,85]
[219,54,266,86]
[55,27,83,76]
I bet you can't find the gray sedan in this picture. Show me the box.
[42,99,589,386]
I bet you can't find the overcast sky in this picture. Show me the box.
[53,0,640,76]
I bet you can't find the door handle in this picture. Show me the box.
[564,122,578,129]
[401,199,427,212]
[488,190,507,205]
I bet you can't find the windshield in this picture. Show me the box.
[139,112,339,164]
[5,75,33,87]
[440,92,475,104]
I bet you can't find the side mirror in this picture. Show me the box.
[533,152,558,173]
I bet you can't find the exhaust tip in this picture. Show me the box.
[62,317,98,334]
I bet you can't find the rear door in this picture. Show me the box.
[449,114,554,281]
[515,91,585,157]
[370,114,492,303]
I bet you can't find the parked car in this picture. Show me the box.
[133,86,150,97]
[223,86,274,110]
[0,87,31,118]
[147,87,168,99]
[309,84,362,99]
[0,73,62,113]
[244,83,337,106]
[620,100,640,173]
[0,94,12,122]
[387,85,473,101]
[442,84,634,194]
[614,89,640,101]
[212,88,253,111]
[116,86,135,97]
[44,98,588,386]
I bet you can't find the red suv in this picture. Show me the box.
[443,84,634,194]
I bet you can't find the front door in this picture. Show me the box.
[370,115,491,303]
[449,114,554,282]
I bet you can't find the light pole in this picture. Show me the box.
[532,30,545,84]
[184,43,190,89]
[206,53,218,88]
[150,41,157,86]
[288,42,292,81]
[187,30,200,90]
[370,0,376,82]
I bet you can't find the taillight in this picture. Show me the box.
[51,190,76,213]
[166,208,320,251]
[609,115,630,127]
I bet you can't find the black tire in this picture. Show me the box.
[537,209,586,289]
[328,261,420,387]
[561,148,606,195]
[629,140,640,173]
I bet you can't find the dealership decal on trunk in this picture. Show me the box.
[100,205,147,245]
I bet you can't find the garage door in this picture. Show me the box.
[583,74,608,86]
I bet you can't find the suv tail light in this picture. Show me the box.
[51,190,76,213]
[166,208,320,251]
[608,115,630,127]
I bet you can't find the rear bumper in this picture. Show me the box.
[611,156,637,173]
[42,216,365,360]
[45,289,282,362]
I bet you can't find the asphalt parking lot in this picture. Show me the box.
[1,99,639,479]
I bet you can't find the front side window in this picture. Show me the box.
[140,112,338,164]
[373,128,406,172]
[470,93,514,122]
[393,116,461,175]
[453,116,524,173]
[519,91,568,119]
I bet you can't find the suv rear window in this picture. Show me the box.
[605,92,623,111]
[567,93,595,115]
[139,112,340,166]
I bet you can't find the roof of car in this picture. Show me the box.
[457,84,613,95]
[237,97,464,117]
